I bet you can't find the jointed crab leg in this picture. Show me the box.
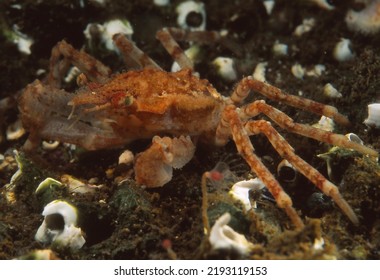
[156,28,195,70]
[113,33,162,70]
[244,120,359,225]
[48,40,111,87]
[239,100,378,157]
[217,105,305,228]
[156,27,242,55]
[231,77,351,126]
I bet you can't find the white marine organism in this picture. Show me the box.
[176,0,206,31]
[312,116,335,132]
[209,212,255,256]
[212,57,237,81]
[323,83,343,99]
[229,178,265,211]
[272,41,288,56]
[35,200,85,249]
[277,159,297,183]
[84,19,133,52]
[154,0,170,6]
[262,0,275,15]
[291,63,305,79]
[118,149,134,165]
[253,62,268,82]
[346,0,380,34]
[35,177,63,194]
[313,237,325,250]
[6,119,25,141]
[364,103,380,128]
[333,38,355,62]
[345,133,364,145]
[11,24,34,55]
[42,140,60,150]
[64,66,81,83]
[306,64,326,77]
[310,0,335,10]
[293,18,315,36]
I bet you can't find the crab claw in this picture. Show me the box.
[134,135,195,187]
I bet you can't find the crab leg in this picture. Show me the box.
[244,119,359,225]
[156,28,195,70]
[156,27,241,71]
[48,40,111,87]
[239,100,378,157]
[230,77,350,126]
[112,34,162,70]
[157,27,242,54]
[217,105,305,228]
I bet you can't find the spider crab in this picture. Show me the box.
[19,28,378,228]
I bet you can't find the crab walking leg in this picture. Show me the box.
[48,40,112,87]
[244,120,359,225]
[156,28,242,71]
[156,28,195,70]
[158,28,243,56]
[239,100,378,157]
[230,77,350,126]
[112,34,162,70]
[220,105,305,228]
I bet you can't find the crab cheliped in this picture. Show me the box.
[19,28,378,228]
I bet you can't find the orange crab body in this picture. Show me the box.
[76,68,225,143]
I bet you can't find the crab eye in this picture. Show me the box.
[124,96,134,106]
[176,0,206,31]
